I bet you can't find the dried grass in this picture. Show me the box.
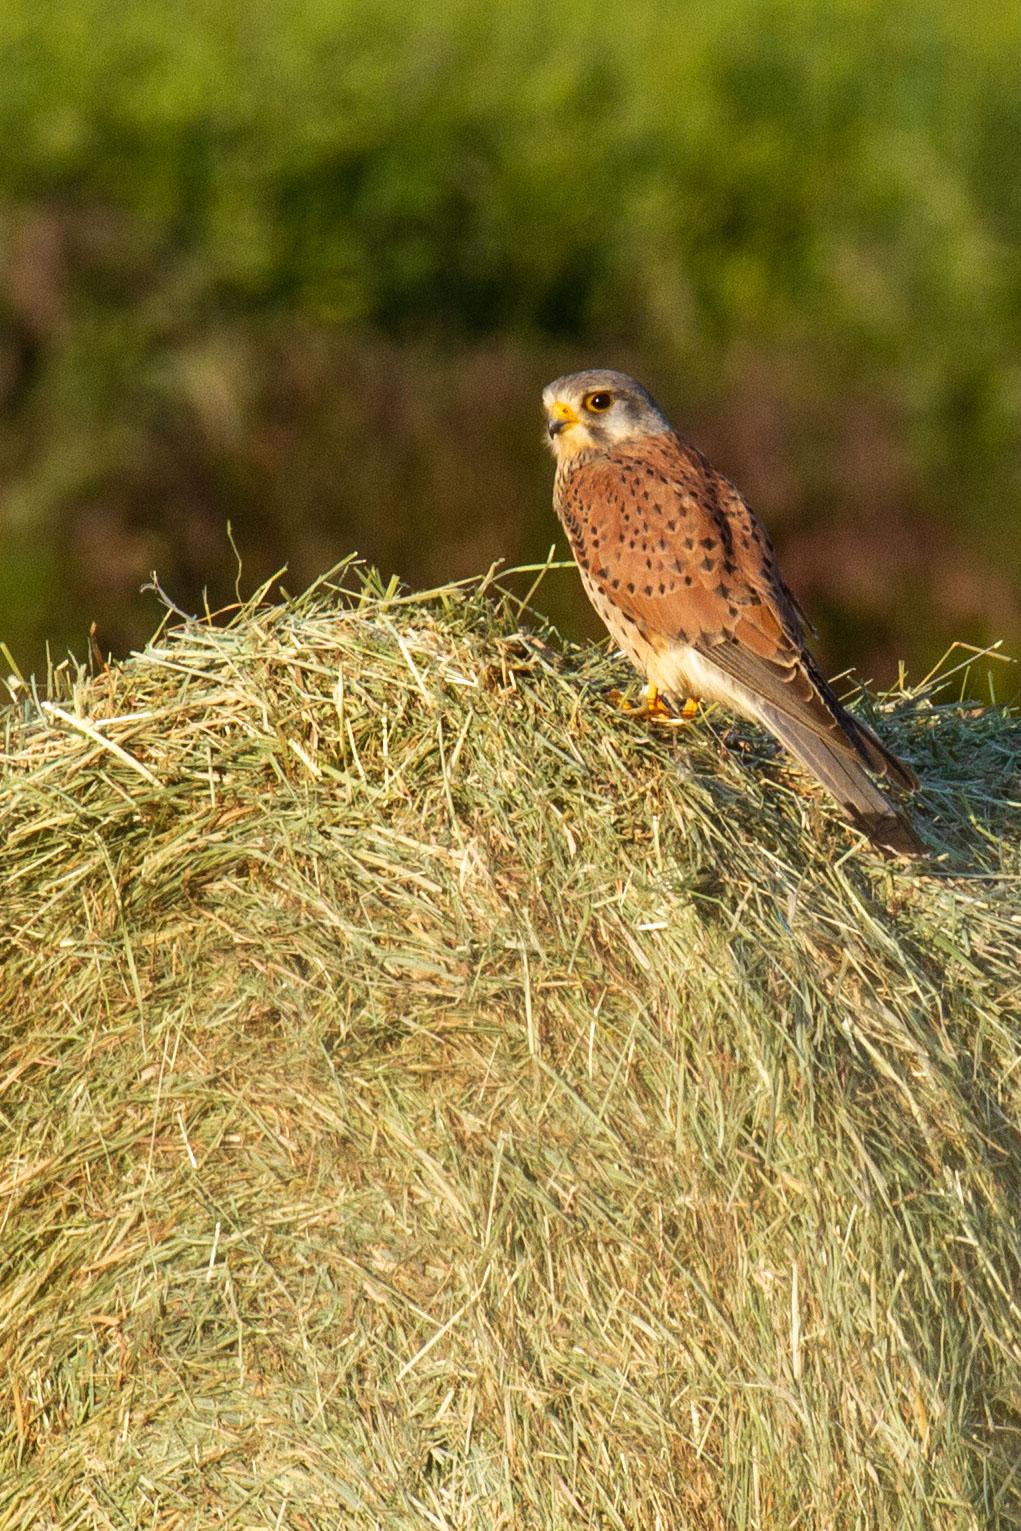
[1,561,1020,1529]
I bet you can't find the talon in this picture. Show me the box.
[609,684,700,724]
[644,684,675,721]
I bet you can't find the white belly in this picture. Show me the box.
[577,569,759,721]
[646,644,758,720]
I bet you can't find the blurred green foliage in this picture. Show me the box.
[1,0,1020,687]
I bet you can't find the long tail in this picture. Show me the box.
[755,700,923,856]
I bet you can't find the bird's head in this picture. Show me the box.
[542,370,671,462]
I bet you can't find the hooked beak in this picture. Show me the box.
[546,399,580,439]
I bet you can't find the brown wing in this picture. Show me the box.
[556,431,916,792]
[555,430,808,668]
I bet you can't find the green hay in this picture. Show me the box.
[1,562,1019,1530]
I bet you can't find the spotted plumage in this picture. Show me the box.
[543,369,921,855]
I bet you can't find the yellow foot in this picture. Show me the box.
[609,685,700,725]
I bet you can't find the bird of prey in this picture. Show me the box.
[542,369,921,855]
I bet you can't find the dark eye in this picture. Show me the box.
[585,392,613,412]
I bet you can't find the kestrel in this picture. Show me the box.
[543,369,921,855]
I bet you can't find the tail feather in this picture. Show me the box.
[657,638,922,854]
[756,702,924,857]
[842,712,918,793]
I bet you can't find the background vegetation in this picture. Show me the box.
[1,0,1020,681]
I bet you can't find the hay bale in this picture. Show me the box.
[1,564,1019,1528]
